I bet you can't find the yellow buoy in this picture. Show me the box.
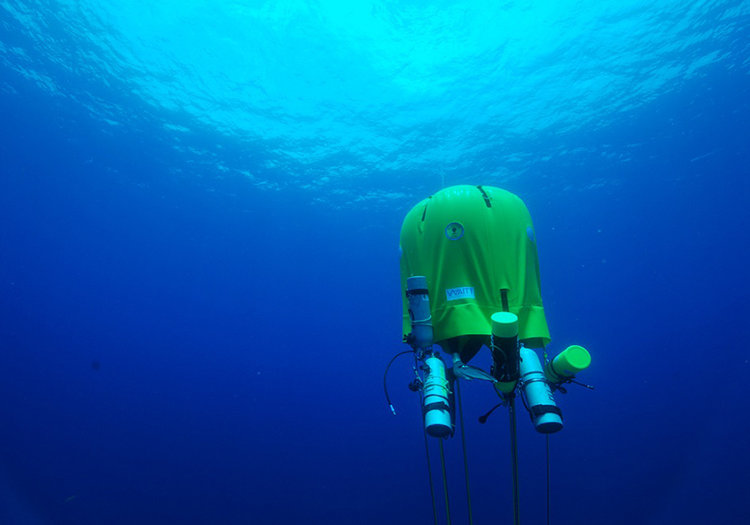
[544,345,591,383]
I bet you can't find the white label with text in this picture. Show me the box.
[446,287,475,301]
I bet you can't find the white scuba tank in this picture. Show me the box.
[519,347,563,434]
[423,354,452,438]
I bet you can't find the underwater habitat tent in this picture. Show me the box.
[399,185,550,348]
[388,185,593,525]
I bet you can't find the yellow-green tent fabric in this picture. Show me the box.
[400,185,550,348]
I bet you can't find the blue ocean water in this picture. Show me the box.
[1,1,749,524]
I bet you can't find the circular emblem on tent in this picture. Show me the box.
[445,222,464,241]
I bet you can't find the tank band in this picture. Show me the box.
[476,186,492,207]
[423,401,450,415]
[530,404,563,418]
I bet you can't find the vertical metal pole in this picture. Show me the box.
[438,439,452,525]
[456,380,474,525]
[546,434,551,525]
[422,428,438,525]
[509,396,520,525]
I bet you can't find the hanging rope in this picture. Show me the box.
[508,395,520,525]
[438,439,452,525]
[546,434,551,525]
[455,380,474,525]
[423,426,439,525]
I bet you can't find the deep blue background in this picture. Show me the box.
[2,25,750,525]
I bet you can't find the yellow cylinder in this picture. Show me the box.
[545,345,591,382]
[491,312,518,338]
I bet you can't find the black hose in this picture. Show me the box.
[478,402,504,424]
[383,350,415,414]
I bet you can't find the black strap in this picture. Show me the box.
[476,186,492,207]
[423,401,450,415]
[405,288,429,297]
[500,289,509,312]
[531,404,563,419]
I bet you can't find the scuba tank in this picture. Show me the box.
[491,312,521,393]
[519,347,563,434]
[406,276,452,438]
[422,354,452,438]
[491,311,563,433]
[405,276,433,352]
